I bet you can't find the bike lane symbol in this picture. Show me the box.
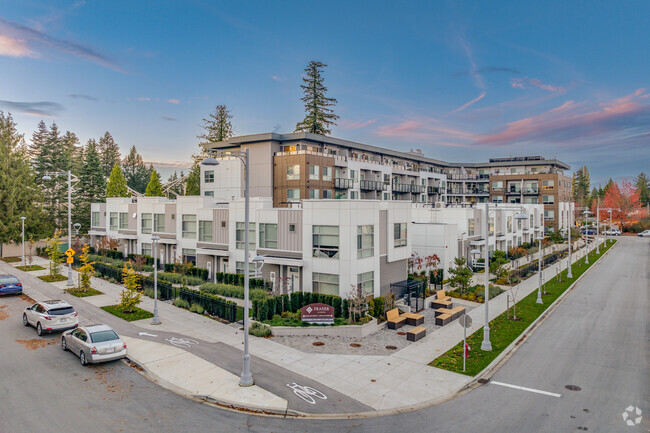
[286,382,328,405]
[165,337,199,348]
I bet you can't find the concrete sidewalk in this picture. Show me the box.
[1,238,610,415]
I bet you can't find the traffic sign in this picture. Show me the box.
[65,248,75,257]
[66,256,74,264]
[458,314,472,328]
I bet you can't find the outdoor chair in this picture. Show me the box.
[407,326,426,341]
[435,314,452,326]
[386,308,407,330]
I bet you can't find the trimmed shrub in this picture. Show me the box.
[249,322,272,337]
[199,283,269,301]
[173,298,190,309]
[189,303,205,314]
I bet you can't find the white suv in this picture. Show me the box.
[23,300,79,336]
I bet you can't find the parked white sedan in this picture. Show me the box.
[61,324,127,365]
[23,300,79,336]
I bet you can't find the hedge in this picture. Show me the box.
[512,249,567,280]
[177,287,237,322]
[214,271,266,289]
[163,264,209,281]
[127,253,154,265]
[199,282,270,301]
[156,272,205,286]
[252,292,344,321]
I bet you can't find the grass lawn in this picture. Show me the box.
[1,257,21,263]
[65,287,104,297]
[38,274,68,282]
[15,265,46,271]
[430,240,615,376]
[101,305,154,321]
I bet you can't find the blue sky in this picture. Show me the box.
[1,0,648,185]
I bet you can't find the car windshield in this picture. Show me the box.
[90,330,119,343]
[0,276,19,284]
[48,307,75,316]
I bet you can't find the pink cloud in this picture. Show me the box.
[510,77,566,94]
[340,119,377,129]
[0,34,35,57]
[167,98,180,104]
[375,118,476,147]
[448,91,486,115]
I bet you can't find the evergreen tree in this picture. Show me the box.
[185,164,201,196]
[198,105,233,144]
[0,112,48,243]
[99,131,121,178]
[122,145,152,194]
[167,171,184,197]
[634,172,650,206]
[74,139,106,231]
[572,166,591,207]
[30,120,50,176]
[61,130,80,174]
[294,60,339,135]
[106,164,129,197]
[145,170,164,197]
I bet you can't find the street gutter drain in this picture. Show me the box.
[477,378,489,384]
[565,385,581,391]
[385,345,397,350]
[313,342,324,346]
[350,343,361,348]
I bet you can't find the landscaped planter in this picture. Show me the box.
[263,318,384,338]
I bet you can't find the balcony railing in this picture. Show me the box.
[427,186,440,194]
[392,183,411,193]
[410,184,424,193]
[334,178,354,189]
[359,180,386,191]
[523,188,539,195]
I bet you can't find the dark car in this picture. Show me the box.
[580,228,597,235]
[0,275,22,296]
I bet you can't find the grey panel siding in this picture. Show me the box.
[98,203,107,228]
[197,242,228,250]
[278,210,302,251]
[379,256,407,297]
[379,210,387,255]
[245,142,274,198]
[165,203,177,234]
[257,249,302,259]
[213,209,229,244]
[260,264,280,286]
[128,203,137,229]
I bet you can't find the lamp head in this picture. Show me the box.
[470,248,481,256]
[20,216,26,221]
[151,235,160,242]
[583,210,592,216]
[252,255,265,269]
[42,175,52,181]
[73,223,81,234]
[201,157,220,166]
[514,213,528,221]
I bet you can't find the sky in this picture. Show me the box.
[1,0,648,185]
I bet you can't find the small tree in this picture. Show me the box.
[173,258,193,286]
[106,164,129,198]
[448,257,473,295]
[26,237,36,265]
[346,285,367,323]
[45,230,64,276]
[119,261,142,313]
[145,170,164,197]
[78,244,95,292]
[408,252,423,274]
[507,277,521,320]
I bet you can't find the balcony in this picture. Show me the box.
[392,183,411,193]
[334,178,354,189]
[427,186,440,194]
[506,188,522,195]
[360,180,386,191]
[523,188,539,195]
[410,184,424,193]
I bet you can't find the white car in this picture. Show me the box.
[604,229,621,236]
[61,324,127,365]
[638,230,650,237]
[23,300,79,336]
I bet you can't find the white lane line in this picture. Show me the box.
[490,381,562,398]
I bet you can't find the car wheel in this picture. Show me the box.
[61,337,68,351]
[23,314,29,327]
[79,351,87,366]
[36,322,43,336]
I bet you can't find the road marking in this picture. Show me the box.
[490,381,561,398]
[138,332,158,337]
[286,383,328,405]
[165,337,199,348]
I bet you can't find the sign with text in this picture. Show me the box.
[301,303,335,325]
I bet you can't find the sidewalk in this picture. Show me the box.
[1,238,609,415]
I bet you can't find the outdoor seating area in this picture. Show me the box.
[386,308,429,342]
[431,290,454,310]
[407,326,426,342]
[386,308,407,329]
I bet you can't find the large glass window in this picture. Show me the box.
[236,222,256,250]
[322,166,332,181]
[259,223,277,249]
[141,213,152,234]
[141,243,152,256]
[236,261,256,275]
[357,225,374,258]
[493,196,503,203]
[542,179,554,189]
[309,165,320,180]
[544,210,555,220]
[287,165,300,180]
[394,223,407,247]
[313,272,339,295]
[489,217,495,235]
[312,225,339,258]
[199,220,213,242]
[204,170,214,183]
[91,212,100,228]
[322,190,333,199]
[181,215,196,239]
[309,189,320,199]
[182,248,196,265]
[119,213,129,229]
[468,218,475,236]
[542,195,555,204]
[109,212,118,231]
[492,181,503,191]
[287,189,300,200]
[154,214,165,232]
[524,197,539,204]
[507,216,513,233]
[357,271,374,296]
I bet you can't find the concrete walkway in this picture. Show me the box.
[1,238,610,415]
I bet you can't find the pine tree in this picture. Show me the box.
[106,164,129,197]
[572,166,591,207]
[145,170,164,197]
[0,112,48,244]
[60,131,80,173]
[634,173,650,206]
[198,105,233,144]
[74,139,106,231]
[99,132,121,178]
[185,164,201,196]
[122,145,152,194]
[295,61,339,135]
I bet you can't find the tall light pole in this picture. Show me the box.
[596,202,600,254]
[151,235,161,325]
[20,216,26,265]
[608,209,612,245]
[42,170,76,287]
[203,149,254,386]
[567,204,573,279]
[536,236,544,304]
[583,210,592,264]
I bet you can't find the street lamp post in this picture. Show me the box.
[202,149,254,386]
[42,170,76,287]
[536,236,544,304]
[608,210,612,245]
[151,235,161,325]
[20,216,26,265]
[567,204,573,279]
[583,210,592,264]
[596,204,600,254]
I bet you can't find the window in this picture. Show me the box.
[383,173,390,183]
[287,165,300,180]
[182,248,196,265]
[236,222,256,250]
[289,224,296,232]
[383,192,390,201]
[91,212,100,227]
[119,213,129,229]
[468,218,475,236]
[350,191,359,199]
[492,181,503,191]
[542,195,555,204]
[322,190,333,199]
[259,223,277,248]
[313,273,339,295]
[221,221,227,229]
[236,261,256,275]
[141,213,152,234]
[530,215,534,228]
[357,225,374,258]
[309,165,320,180]
[489,217,495,235]
[181,215,196,239]
[199,221,213,242]
[357,271,374,296]
[141,243,152,256]
[204,191,214,197]
[109,212,118,230]
[542,179,554,190]
[493,196,503,203]
[524,196,539,204]
[350,169,357,180]
[204,170,214,183]
[544,210,555,220]
[322,166,332,181]
[507,216,513,233]
[309,189,320,199]
[154,214,165,232]
[287,189,300,200]
[394,223,407,247]
[312,225,339,258]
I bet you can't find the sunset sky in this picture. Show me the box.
[1,1,648,185]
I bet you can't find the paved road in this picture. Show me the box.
[0,237,647,432]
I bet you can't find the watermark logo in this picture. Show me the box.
[622,405,642,426]
[306,307,313,313]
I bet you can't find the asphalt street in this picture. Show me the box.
[0,236,647,433]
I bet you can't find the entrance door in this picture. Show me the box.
[287,267,300,293]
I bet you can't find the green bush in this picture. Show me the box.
[173,298,190,309]
[372,296,385,319]
[199,282,269,300]
[156,272,204,286]
[144,288,154,298]
[249,322,272,337]
[190,303,205,314]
